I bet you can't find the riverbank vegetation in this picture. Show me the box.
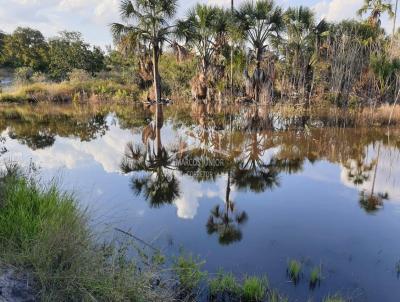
[1,0,400,115]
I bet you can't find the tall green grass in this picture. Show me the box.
[0,165,169,301]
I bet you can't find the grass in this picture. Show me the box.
[309,265,322,287]
[287,259,302,283]
[242,276,268,302]
[174,254,207,293]
[0,79,140,103]
[267,290,288,302]
[323,295,346,302]
[209,270,242,297]
[0,164,174,301]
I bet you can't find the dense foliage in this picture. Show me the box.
[0,28,105,81]
[1,0,400,107]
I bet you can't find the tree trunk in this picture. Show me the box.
[152,45,161,102]
[393,0,399,37]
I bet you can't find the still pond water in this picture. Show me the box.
[1,103,400,301]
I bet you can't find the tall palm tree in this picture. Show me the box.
[176,4,229,76]
[358,0,394,27]
[111,0,177,102]
[281,6,317,98]
[236,0,283,102]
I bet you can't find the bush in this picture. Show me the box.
[68,69,92,83]
[14,67,34,84]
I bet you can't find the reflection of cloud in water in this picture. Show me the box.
[174,174,236,220]
[2,124,135,173]
[340,145,400,202]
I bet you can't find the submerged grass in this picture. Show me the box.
[209,270,242,297]
[287,259,302,283]
[323,295,346,302]
[309,265,322,288]
[242,276,268,302]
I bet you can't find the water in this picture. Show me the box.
[1,102,400,301]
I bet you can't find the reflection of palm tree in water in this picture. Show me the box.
[358,143,389,213]
[207,166,248,245]
[345,158,375,186]
[121,104,180,207]
[233,129,280,193]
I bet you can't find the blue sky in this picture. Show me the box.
[0,0,394,48]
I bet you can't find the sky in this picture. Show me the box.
[0,0,395,49]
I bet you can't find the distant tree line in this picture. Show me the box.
[111,0,400,107]
[1,0,400,108]
[0,27,105,81]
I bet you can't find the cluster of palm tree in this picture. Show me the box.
[111,0,400,106]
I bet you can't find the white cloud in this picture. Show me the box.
[313,0,363,21]
[312,0,394,33]
[340,145,400,203]
[1,118,136,173]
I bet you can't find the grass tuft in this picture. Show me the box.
[323,294,346,302]
[309,265,322,288]
[242,276,268,302]
[209,270,242,297]
[174,254,207,294]
[287,259,302,283]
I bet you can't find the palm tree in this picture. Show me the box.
[176,5,230,76]
[358,0,394,27]
[111,0,177,102]
[236,0,283,102]
[281,6,317,98]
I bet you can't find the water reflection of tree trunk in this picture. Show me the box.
[155,104,163,157]
[370,142,381,197]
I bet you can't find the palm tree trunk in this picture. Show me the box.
[393,0,399,37]
[230,0,234,99]
[152,45,161,102]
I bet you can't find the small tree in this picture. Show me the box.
[111,0,177,102]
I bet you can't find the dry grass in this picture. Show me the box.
[0,80,141,103]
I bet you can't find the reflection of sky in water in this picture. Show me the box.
[2,113,400,302]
